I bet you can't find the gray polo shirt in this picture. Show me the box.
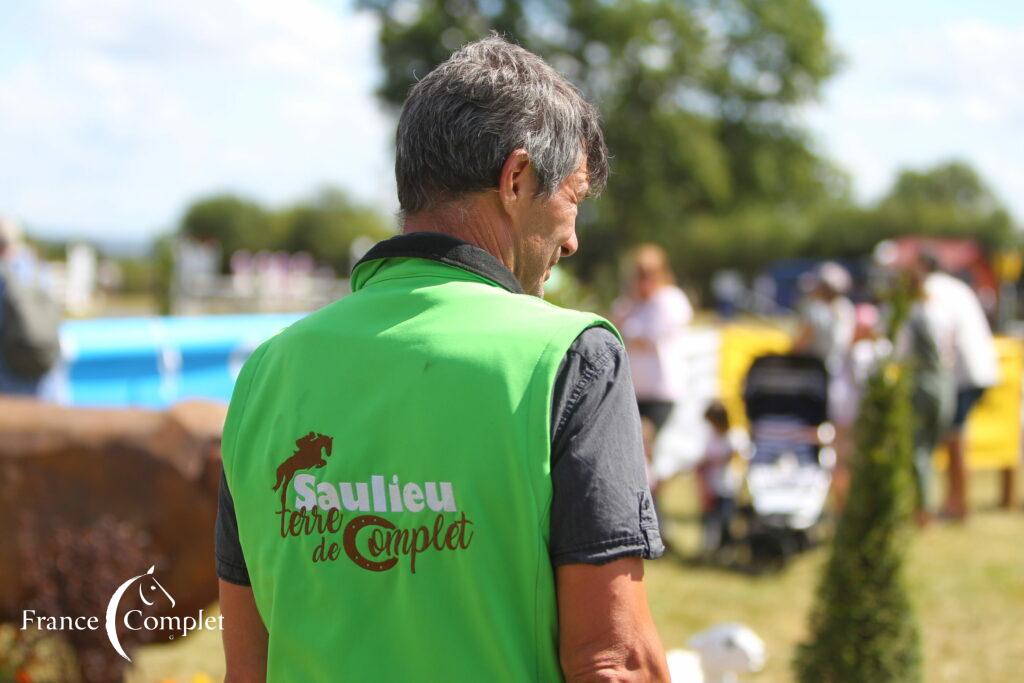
[215,233,664,584]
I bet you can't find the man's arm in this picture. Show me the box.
[549,327,664,565]
[220,580,268,683]
[215,471,266,680]
[556,558,669,682]
[549,328,668,681]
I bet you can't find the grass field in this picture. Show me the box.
[648,469,1024,683]
[128,470,1024,683]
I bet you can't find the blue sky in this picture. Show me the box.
[810,0,1024,211]
[0,0,1021,244]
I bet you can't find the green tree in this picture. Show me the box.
[875,160,1014,248]
[24,236,68,262]
[358,0,842,289]
[178,188,395,276]
[278,187,394,274]
[151,233,176,315]
[179,194,277,269]
[803,160,1015,260]
[884,160,1000,214]
[794,290,922,682]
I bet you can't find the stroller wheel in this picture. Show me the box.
[747,529,799,572]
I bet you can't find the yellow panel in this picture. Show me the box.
[718,324,792,428]
[717,327,1020,471]
[959,336,1022,470]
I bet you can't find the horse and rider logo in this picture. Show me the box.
[273,431,334,508]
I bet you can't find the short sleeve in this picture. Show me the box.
[549,327,664,565]
[215,468,251,586]
[728,428,752,459]
[652,287,693,335]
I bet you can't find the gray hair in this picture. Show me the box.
[395,35,608,216]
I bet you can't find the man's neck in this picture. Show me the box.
[402,199,516,274]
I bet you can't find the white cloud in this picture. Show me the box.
[0,0,395,242]
[5,2,1021,243]
[806,19,1024,219]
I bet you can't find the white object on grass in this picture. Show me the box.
[668,623,766,683]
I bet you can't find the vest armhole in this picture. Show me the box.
[222,341,272,482]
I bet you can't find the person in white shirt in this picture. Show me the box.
[900,264,958,525]
[918,251,999,520]
[612,244,693,444]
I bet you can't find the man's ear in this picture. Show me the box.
[497,149,533,216]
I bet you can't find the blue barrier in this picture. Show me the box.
[57,313,306,408]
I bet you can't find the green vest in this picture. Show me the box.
[222,253,614,682]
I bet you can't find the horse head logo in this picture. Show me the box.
[105,565,175,662]
[272,431,335,509]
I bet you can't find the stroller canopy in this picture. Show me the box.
[743,354,829,425]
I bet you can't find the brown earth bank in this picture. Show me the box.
[0,398,226,682]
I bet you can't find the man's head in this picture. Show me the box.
[0,217,22,260]
[703,400,730,434]
[628,243,674,300]
[916,248,942,275]
[815,261,851,299]
[395,35,608,296]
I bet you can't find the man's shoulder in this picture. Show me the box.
[929,273,985,318]
[928,272,970,297]
[509,290,603,318]
[262,291,619,368]
[463,291,619,344]
[260,298,356,349]
[656,284,690,306]
[567,325,623,358]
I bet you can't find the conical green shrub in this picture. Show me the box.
[794,327,922,681]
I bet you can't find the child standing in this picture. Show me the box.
[697,401,749,554]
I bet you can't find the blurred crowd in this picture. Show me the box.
[612,241,1000,558]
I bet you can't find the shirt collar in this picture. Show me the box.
[352,231,525,295]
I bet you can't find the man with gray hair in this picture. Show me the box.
[217,35,669,681]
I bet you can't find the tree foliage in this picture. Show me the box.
[358,0,842,290]
[877,161,1013,247]
[278,188,394,270]
[357,2,1017,298]
[794,293,921,683]
[179,187,394,274]
[802,161,1015,262]
[181,195,279,262]
[884,161,1001,214]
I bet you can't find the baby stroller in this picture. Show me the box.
[740,354,834,568]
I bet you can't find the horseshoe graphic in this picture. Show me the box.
[343,515,398,572]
